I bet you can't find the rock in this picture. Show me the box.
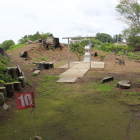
[101,77,114,83]
[117,80,131,89]
[2,103,9,110]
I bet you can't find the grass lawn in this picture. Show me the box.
[1,73,140,140]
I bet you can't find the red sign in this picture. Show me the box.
[16,92,35,110]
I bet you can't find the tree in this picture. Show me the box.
[95,33,113,43]
[113,34,123,42]
[116,0,140,47]
[1,40,15,50]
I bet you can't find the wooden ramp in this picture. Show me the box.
[56,62,90,83]
[56,61,105,83]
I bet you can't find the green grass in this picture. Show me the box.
[1,74,140,140]
[40,56,50,61]
[9,44,25,51]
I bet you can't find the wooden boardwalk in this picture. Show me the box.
[56,61,104,83]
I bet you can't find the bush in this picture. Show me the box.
[1,40,15,50]
[0,55,16,84]
[99,55,106,61]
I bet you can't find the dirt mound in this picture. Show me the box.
[7,43,80,64]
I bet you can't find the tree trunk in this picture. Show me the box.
[0,48,10,57]
[117,80,131,89]
[13,82,21,91]
[34,62,54,70]
[17,65,22,77]
[44,63,50,69]
[48,63,54,69]
[20,51,28,58]
[4,83,14,97]
[34,63,45,70]
[53,38,62,49]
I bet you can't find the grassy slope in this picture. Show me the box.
[1,44,140,140]
[1,72,140,140]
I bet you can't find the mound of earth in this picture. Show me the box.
[1,42,140,118]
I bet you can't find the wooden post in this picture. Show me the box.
[49,63,54,69]
[6,67,19,79]
[44,63,50,69]
[68,38,70,69]
[19,76,26,88]
[4,83,14,97]
[0,92,5,106]
[0,87,7,97]
[13,82,22,91]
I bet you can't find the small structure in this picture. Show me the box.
[83,45,91,62]
[114,42,128,45]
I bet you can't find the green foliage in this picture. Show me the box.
[126,52,140,60]
[96,33,114,43]
[18,37,29,44]
[113,34,123,42]
[117,51,124,55]
[30,73,38,77]
[99,54,106,61]
[71,43,84,61]
[40,56,50,61]
[91,38,102,45]
[0,56,16,83]
[98,42,133,53]
[0,73,15,83]
[0,55,11,70]
[116,0,140,47]
[71,43,84,54]
[1,40,15,50]
[18,31,51,44]
[9,44,25,51]
[25,79,32,85]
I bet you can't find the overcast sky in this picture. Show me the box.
[0,0,126,44]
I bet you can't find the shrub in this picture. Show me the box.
[99,55,106,61]
[1,40,15,50]
[0,55,16,83]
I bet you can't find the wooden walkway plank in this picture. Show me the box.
[56,61,105,83]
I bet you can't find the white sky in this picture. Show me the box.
[0,0,126,44]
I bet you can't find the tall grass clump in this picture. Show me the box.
[40,56,50,61]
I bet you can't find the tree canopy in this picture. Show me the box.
[1,40,15,50]
[116,0,140,47]
[95,33,114,43]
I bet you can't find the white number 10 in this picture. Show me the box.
[18,94,33,107]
